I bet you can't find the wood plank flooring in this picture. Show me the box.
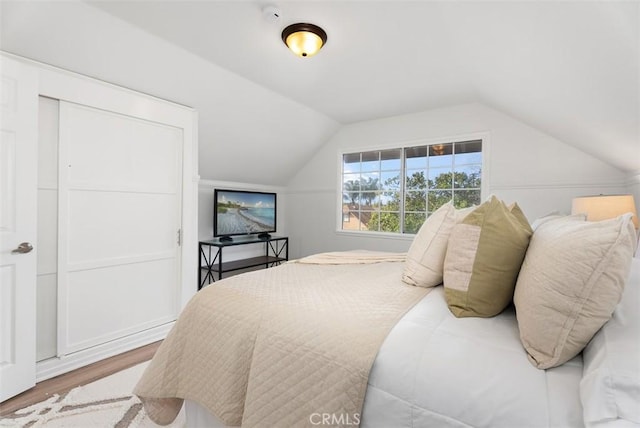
[0,341,162,417]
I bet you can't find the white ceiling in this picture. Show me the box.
[1,1,638,184]
[87,0,640,173]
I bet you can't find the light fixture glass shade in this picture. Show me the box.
[571,194,639,229]
[282,23,327,57]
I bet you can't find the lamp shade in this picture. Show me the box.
[282,23,327,57]
[571,194,639,229]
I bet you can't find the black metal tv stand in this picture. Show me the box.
[198,235,288,290]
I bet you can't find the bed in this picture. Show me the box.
[135,206,640,428]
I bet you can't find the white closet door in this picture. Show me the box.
[57,101,183,355]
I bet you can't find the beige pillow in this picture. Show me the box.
[530,212,586,231]
[443,196,532,317]
[402,201,456,287]
[513,214,636,369]
[454,206,476,223]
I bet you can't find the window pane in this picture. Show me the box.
[360,211,375,231]
[343,153,360,174]
[405,190,427,212]
[343,174,360,190]
[379,212,400,233]
[404,212,426,234]
[360,193,380,210]
[361,151,379,172]
[381,149,401,170]
[454,140,482,166]
[342,192,361,206]
[428,190,452,212]
[381,192,400,211]
[453,166,481,189]
[455,151,482,166]
[455,140,482,155]
[454,190,481,209]
[381,171,401,190]
[429,168,452,189]
[405,146,428,169]
[342,207,360,230]
[360,173,380,190]
[429,154,453,169]
[360,215,372,231]
[428,143,453,168]
[406,170,427,189]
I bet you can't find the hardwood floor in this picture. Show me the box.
[0,341,162,417]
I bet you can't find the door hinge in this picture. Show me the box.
[177,228,182,247]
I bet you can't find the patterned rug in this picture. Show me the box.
[0,362,185,427]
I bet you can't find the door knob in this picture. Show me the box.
[11,242,33,254]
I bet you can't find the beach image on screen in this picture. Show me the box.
[216,191,275,235]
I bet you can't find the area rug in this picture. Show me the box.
[0,362,185,427]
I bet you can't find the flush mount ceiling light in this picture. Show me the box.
[281,23,327,57]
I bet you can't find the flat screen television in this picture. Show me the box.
[213,189,276,241]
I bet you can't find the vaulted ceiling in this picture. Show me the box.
[2,1,638,183]
[88,0,640,173]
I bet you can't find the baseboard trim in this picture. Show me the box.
[35,322,173,382]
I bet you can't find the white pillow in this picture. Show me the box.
[530,212,585,231]
[514,214,636,369]
[402,202,456,287]
[580,258,640,427]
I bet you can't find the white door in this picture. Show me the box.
[57,101,183,355]
[0,57,38,401]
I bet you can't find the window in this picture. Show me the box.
[341,139,482,234]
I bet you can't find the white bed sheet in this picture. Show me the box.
[580,258,640,427]
[184,286,583,427]
[362,286,583,427]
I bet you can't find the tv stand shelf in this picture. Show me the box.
[198,235,288,290]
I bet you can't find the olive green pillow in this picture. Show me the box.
[443,196,532,317]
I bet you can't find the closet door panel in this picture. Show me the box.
[66,191,177,267]
[58,101,182,356]
[64,103,180,192]
[65,259,177,353]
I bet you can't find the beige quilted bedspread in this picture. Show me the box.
[134,253,429,427]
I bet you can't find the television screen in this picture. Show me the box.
[214,189,276,238]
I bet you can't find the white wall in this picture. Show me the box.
[627,173,640,237]
[627,174,640,213]
[286,103,628,258]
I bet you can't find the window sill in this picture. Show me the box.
[334,229,415,241]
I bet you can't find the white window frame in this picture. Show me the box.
[336,132,490,238]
